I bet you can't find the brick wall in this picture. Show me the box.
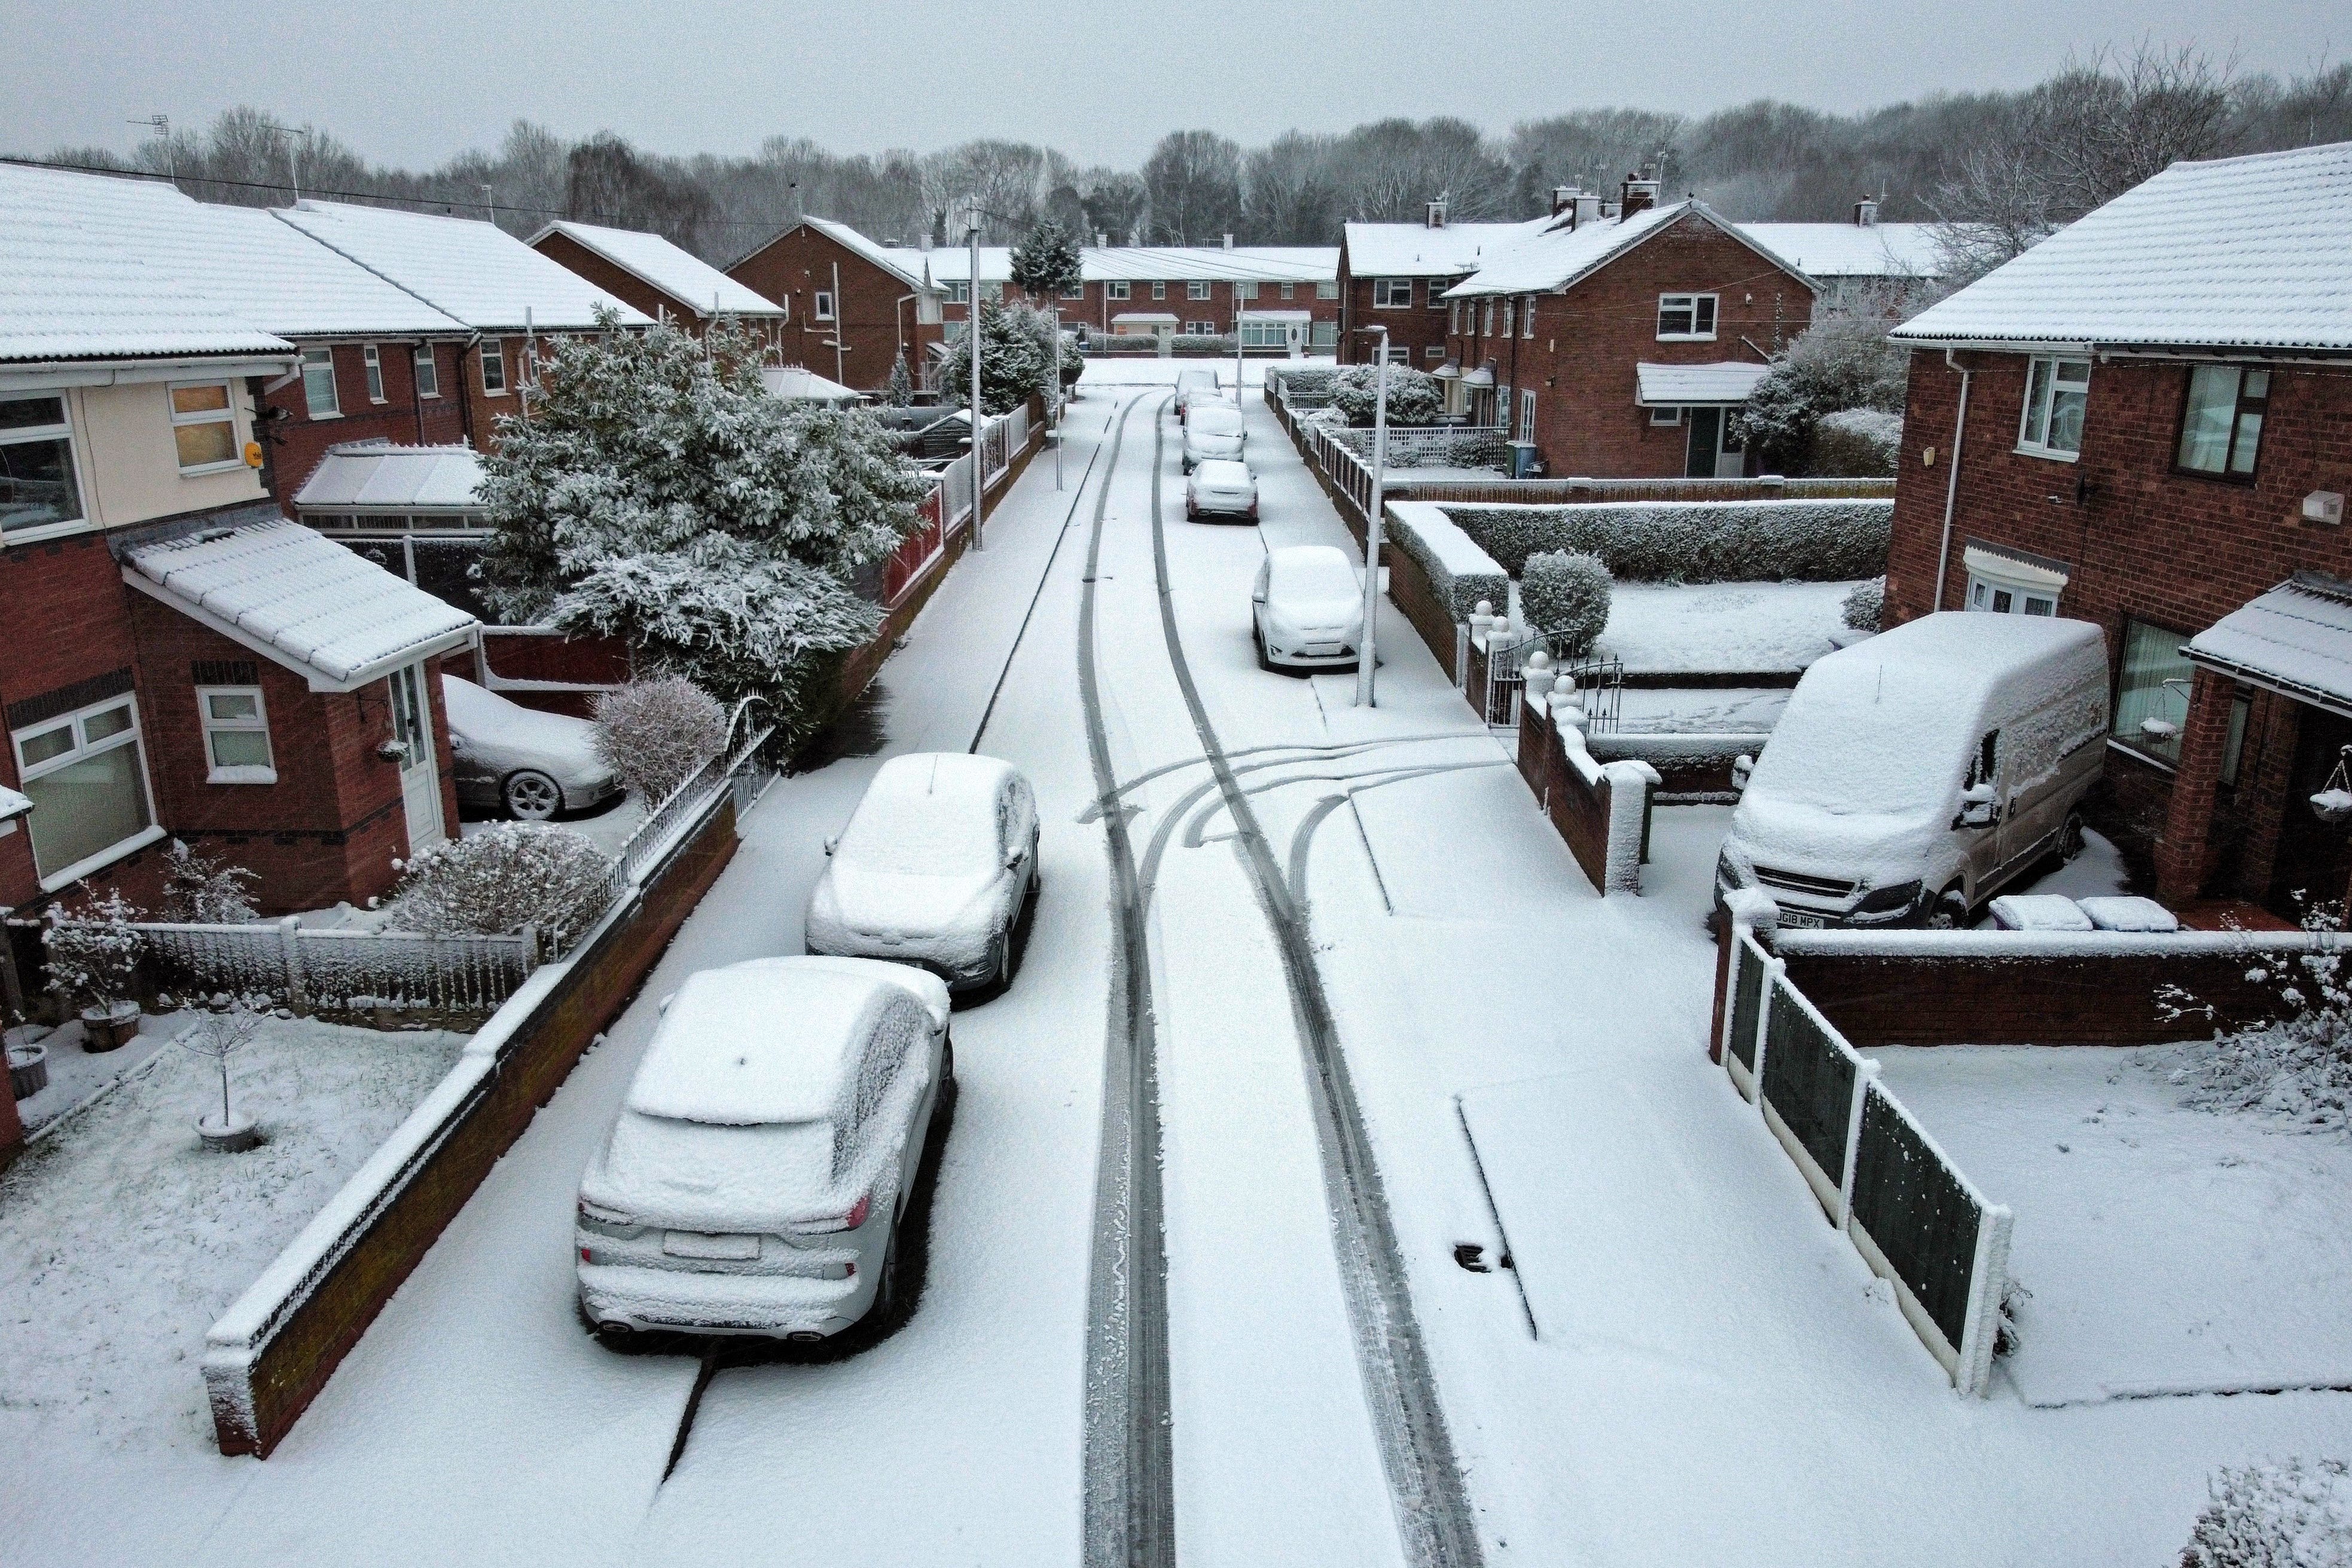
[728,226,937,393]
[1057,277,1339,341]
[1340,273,1456,366]
[1379,518,1466,687]
[262,340,470,512]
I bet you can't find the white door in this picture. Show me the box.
[388,661,445,853]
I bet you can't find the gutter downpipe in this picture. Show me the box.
[1931,347,1972,614]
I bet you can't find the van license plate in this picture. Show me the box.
[1777,910,1824,929]
[664,1231,760,1261]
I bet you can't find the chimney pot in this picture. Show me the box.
[1550,185,1576,218]
[1618,175,1660,219]
[1222,233,1233,249]
[1426,198,1449,228]
[1854,197,1880,228]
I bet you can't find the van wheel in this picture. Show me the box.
[2057,813,2086,863]
[1923,888,1969,930]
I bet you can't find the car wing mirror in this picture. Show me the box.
[1956,783,1997,829]
[823,835,839,856]
[1731,754,1754,793]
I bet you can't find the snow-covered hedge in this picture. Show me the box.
[1441,499,1892,584]
[1842,575,1887,632]
[593,677,726,803]
[388,825,615,955]
[1520,551,1612,654]
[2181,1457,2352,1566]
[1812,409,1905,477]
[1383,502,1511,623]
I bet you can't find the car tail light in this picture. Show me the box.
[579,1246,593,1262]
[800,1190,874,1234]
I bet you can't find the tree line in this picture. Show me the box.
[31,44,2351,264]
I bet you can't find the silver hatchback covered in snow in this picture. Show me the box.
[576,956,952,1343]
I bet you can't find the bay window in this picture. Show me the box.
[169,383,239,472]
[2017,355,2090,459]
[0,395,84,536]
[2175,364,2268,478]
[11,693,158,885]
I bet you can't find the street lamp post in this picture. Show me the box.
[1051,305,1063,490]
[1355,325,1391,708]
[968,219,985,549]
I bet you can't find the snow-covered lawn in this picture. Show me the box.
[8,1014,173,1136]
[1598,579,1860,675]
[0,1014,463,1450]
[1616,685,1790,734]
[1874,1043,2352,1406]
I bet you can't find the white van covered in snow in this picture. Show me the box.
[1716,612,2109,928]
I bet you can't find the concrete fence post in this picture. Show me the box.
[278,917,307,1012]
[1837,1058,1879,1230]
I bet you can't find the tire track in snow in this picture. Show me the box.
[1075,394,1179,1568]
[1143,406,1488,1568]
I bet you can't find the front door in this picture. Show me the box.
[1686,408,1747,477]
[387,661,445,854]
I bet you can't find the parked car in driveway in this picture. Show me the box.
[1182,405,1246,471]
[1252,545,1365,672]
[1186,459,1258,521]
[806,753,1041,993]
[576,956,953,1345]
[442,674,622,820]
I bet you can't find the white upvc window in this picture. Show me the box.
[1316,279,1339,300]
[1188,280,1211,300]
[1424,345,1445,361]
[1372,277,1411,309]
[1310,321,1337,347]
[1656,293,1719,340]
[1966,575,2059,617]
[1522,295,1536,338]
[197,685,276,783]
[362,343,386,402]
[301,347,341,417]
[947,280,969,304]
[11,693,160,888]
[1519,389,1538,443]
[1649,405,1684,426]
[168,382,240,473]
[1482,301,1496,335]
[1448,299,1462,334]
[480,339,508,396]
[0,395,84,537]
[2017,355,2091,460]
[1236,280,1258,300]
[1152,281,1167,300]
[1279,283,1295,300]
[814,290,836,321]
[414,344,440,399]
[1108,280,1131,300]
[1059,280,1084,300]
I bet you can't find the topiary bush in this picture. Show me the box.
[1841,576,1886,632]
[1442,499,1891,584]
[1383,506,1511,622]
[1520,551,1613,655]
[387,825,615,955]
[593,676,727,803]
[1331,365,1445,426]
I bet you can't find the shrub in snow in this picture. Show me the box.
[42,889,145,1012]
[1332,365,1445,427]
[160,839,260,924]
[2180,1457,2352,1566]
[593,676,727,803]
[938,301,1055,414]
[387,825,615,955]
[1442,499,1891,584]
[176,994,271,1136]
[1384,507,1511,622]
[2162,901,2352,1132]
[1740,297,1911,473]
[476,313,927,745]
[1272,365,1340,401]
[1842,576,1887,632]
[1812,409,1905,476]
[885,351,913,407]
[1520,551,1613,654]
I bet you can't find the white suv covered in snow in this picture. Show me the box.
[576,957,952,1344]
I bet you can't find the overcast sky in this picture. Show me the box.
[10,0,2339,169]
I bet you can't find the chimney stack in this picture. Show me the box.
[1619,173,1660,219]
[1221,233,1234,249]
[1854,197,1880,228]
[1426,197,1449,229]
[1575,192,1602,227]
[1096,230,1108,247]
[1550,185,1577,218]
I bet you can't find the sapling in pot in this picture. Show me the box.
[180,993,270,1152]
[42,889,147,1050]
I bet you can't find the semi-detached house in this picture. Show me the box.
[528,219,787,350]
[1884,138,2352,917]
[725,216,945,395]
[900,242,1341,350]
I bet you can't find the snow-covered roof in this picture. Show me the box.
[1343,218,1549,278]
[276,201,653,334]
[0,162,296,368]
[761,364,862,403]
[120,513,478,691]
[293,443,486,514]
[1448,201,1813,301]
[883,243,1338,286]
[1635,361,1771,405]
[1110,311,1179,324]
[532,220,785,318]
[164,200,466,340]
[788,216,934,293]
[2188,573,2352,714]
[1893,140,2352,352]
[886,245,1014,285]
[0,785,29,821]
[626,961,923,1125]
[1739,222,1945,280]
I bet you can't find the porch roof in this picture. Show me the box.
[1634,360,1771,406]
[119,511,478,692]
[293,442,486,514]
[2188,573,2352,715]
[0,785,28,822]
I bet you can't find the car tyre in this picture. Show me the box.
[868,1219,903,1327]
[1923,887,1969,930]
[939,1035,955,1088]
[504,768,562,820]
[2057,812,2086,863]
[1255,625,1274,672]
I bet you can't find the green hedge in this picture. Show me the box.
[1442,499,1891,584]
[1385,505,1511,621]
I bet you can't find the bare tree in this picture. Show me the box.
[1142,130,1242,243]
[1243,132,1340,243]
[1334,118,1511,221]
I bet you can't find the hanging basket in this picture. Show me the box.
[2313,789,2352,826]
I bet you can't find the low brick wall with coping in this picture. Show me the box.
[1517,695,1658,895]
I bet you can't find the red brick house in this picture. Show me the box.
[1442,186,1817,478]
[1339,201,1549,368]
[1,163,480,930]
[1884,139,2352,915]
[904,241,1340,348]
[725,217,945,395]
[528,220,787,353]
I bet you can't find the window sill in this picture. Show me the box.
[483,391,512,399]
[178,459,247,478]
[207,766,278,786]
[307,410,344,422]
[2013,444,2079,463]
[2105,736,2179,775]
[2,517,99,548]
[1655,333,1718,343]
[36,822,169,894]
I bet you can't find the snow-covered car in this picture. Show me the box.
[806,753,1041,993]
[1252,545,1365,672]
[442,674,621,820]
[1173,368,1227,421]
[1715,612,2108,929]
[1186,459,1258,521]
[1182,405,1246,471]
[576,956,952,1344]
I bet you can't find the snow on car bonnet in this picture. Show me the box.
[625,965,928,1125]
[838,752,1014,875]
[1269,546,1359,602]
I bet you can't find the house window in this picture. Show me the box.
[1522,295,1536,338]
[301,347,341,417]
[1316,280,1338,300]
[1448,300,1461,334]
[1279,283,1295,300]
[1188,280,1211,300]
[2110,617,2195,767]
[0,395,83,535]
[1649,405,1683,426]
[1310,321,1337,347]
[1656,294,1718,340]
[1184,321,1216,335]
[2175,364,2268,478]
[1236,280,1258,300]
[1500,301,1514,337]
[2017,355,2090,459]
[197,686,275,783]
[1108,280,1131,300]
[1372,278,1411,309]
[981,281,1003,303]
[947,281,970,305]
[2220,687,2252,788]
[1060,281,1084,300]
[1966,575,2059,617]
[480,340,508,396]
[814,291,836,321]
[168,383,240,472]
[11,694,157,885]
[1518,389,1538,443]
[1424,346,1445,361]
[1430,283,1448,312]
[1152,282,1167,300]
[414,346,440,399]
[362,344,386,402]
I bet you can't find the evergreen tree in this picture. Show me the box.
[886,350,913,407]
[938,301,1055,415]
[1009,218,1083,304]
[475,312,928,739]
